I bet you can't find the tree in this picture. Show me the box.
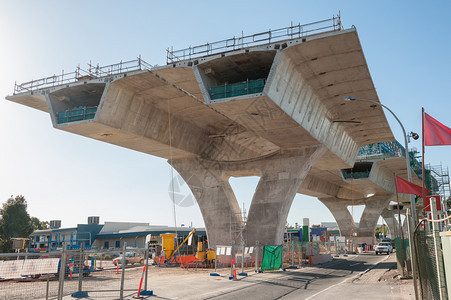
[30,217,49,231]
[374,224,388,240]
[0,195,34,252]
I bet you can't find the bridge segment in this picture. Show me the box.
[7,19,412,247]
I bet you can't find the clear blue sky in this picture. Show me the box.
[0,1,450,229]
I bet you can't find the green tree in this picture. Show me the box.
[374,224,388,240]
[0,195,33,252]
[30,217,49,231]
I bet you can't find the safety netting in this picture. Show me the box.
[261,245,282,271]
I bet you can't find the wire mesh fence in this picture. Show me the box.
[415,230,443,299]
[0,252,61,300]
[0,238,364,299]
[212,244,262,277]
[0,244,150,300]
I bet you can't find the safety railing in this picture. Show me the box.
[357,141,423,178]
[13,56,153,94]
[167,16,343,63]
[342,171,371,180]
[210,78,265,100]
[57,106,98,124]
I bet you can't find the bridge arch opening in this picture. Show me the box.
[228,175,260,221]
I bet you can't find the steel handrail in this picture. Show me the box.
[166,17,342,63]
[13,57,153,94]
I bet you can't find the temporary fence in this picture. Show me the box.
[393,237,410,274]
[262,245,283,271]
[0,251,61,300]
[415,231,440,299]
[211,244,263,278]
[411,195,450,300]
[414,229,449,300]
[0,243,151,300]
[0,239,363,299]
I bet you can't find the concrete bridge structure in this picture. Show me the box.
[6,18,421,246]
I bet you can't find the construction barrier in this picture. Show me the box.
[262,245,283,271]
[0,244,150,300]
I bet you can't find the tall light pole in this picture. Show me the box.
[343,96,420,300]
[343,96,418,220]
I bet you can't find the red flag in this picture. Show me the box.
[424,113,451,146]
[396,176,430,196]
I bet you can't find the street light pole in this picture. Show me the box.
[343,96,419,300]
[343,96,417,220]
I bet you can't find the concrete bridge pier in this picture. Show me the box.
[319,195,392,244]
[381,207,409,239]
[245,147,326,246]
[170,146,325,248]
[319,197,356,238]
[381,207,399,238]
[356,195,392,244]
[169,158,243,248]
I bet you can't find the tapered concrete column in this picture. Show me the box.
[320,196,392,244]
[318,197,356,238]
[169,159,242,248]
[357,196,392,244]
[381,207,398,238]
[171,147,325,248]
[246,147,326,245]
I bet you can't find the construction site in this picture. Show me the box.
[2,10,451,300]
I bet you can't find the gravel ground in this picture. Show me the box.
[351,253,415,299]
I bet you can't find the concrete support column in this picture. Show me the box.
[320,196,392,244]
[246,147,326,245]
[169,159,242,248]
[381,207,398,238]
[318,197,356,238]
[357,196,392,244]
[170,146,325,248]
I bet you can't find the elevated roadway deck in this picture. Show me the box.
[6,20,420,245]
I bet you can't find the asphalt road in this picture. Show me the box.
[199,253,401,300]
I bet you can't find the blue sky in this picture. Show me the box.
[0,1,450,229]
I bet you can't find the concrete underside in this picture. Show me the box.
[6,28,414,246]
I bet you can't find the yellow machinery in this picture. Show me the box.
[160,229,216,263]
[196,240,216,263]
[162,229,197,262]
[161,233,176,258]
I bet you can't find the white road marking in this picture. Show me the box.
[304,255,389,300]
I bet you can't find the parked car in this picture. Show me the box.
[375,242,393,255]
[113,252,144,266]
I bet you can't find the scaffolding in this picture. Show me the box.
[230,205,247,246]
[426,163,451,214]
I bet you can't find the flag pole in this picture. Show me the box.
[422,108,426,209]
[394,173,406,277]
